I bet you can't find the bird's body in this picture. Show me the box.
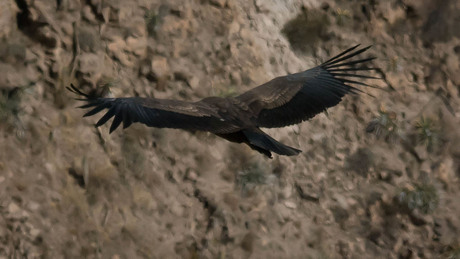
[68,45,378,158]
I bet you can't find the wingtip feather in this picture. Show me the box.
[321,44,368,66]
[67,84,90,98]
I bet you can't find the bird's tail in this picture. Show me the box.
[243,129,301,158]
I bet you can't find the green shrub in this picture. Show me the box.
[366,106,399,142]
[397,183,439,214]
[415,116,440,152]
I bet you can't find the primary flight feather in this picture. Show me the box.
[68,45,378,158]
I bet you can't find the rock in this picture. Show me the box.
[0,42,26,63]
[446,53,460,85]
[151,56,170,79]
[209,0,227,8]
[241,232,256,252]
[30,228,41,238]
[330,205,349,225]
[7,202,29,220]
[78,26,100,52]
[0,0,19,39]
[424,64,447,90]
[82,5,97,23]
[284,200,297,209]
[170,201,184,217]
[280,185,293,199]
[295,182,320,202]
[254,0,270,13]
[8,202,21,214]
[421,0,460,43]
[0,63,28,88]
[228,21,240,35]
[126,18,147,38]
[126,36,147,58]
[229,71,241,85]
[132,188,157,212]
[223,192,239,210]
[436,157,456,189]
[78,53,102,74]
[173,70,200,89]
[78,52,104,84]
[274,203,292,223]
[188,76,200,89]
[107,36,134,67]
[310,133,325,142]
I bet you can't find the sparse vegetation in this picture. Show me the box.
[215,84,238,98]
[445,247,460,259]
[388,56,400,72]
[366,106,400,142]
[145,9,159,37]
[97,76,119,91]
[415,116,440,152]
[397,183,439,214]
[0,88,20,121]
[334,8,351,26]
[236,160,274,193]
[0,88,23,136]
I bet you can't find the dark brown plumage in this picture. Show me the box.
[68,45,378,158]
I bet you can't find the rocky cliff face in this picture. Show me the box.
[0,0,459,258]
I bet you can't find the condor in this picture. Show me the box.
[68,45,378,158]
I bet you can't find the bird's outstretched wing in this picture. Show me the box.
[67,84,238,134]
[235,45,378,128]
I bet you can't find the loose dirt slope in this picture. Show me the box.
[0,0,459,258]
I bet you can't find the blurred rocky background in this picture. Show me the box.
[0,0,459,258]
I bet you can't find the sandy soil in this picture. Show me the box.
[0,0,459,258]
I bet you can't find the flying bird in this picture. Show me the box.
[68,45,378,158]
